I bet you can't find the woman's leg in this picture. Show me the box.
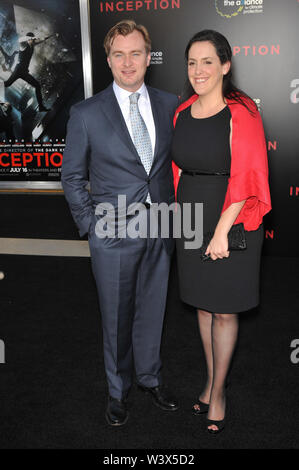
[193,309,213,410]
[207,313,239,430]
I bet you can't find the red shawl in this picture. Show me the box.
[172,94,272,231]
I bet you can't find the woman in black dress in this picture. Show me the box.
[172,30,271,434]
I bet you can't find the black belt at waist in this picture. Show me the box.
[182,170,230,177]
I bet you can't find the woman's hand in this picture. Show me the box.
[205,231,229,261]
[205,200,247,260]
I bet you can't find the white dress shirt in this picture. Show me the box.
[113,81,156,154]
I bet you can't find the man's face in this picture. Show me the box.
[107,30,151,92]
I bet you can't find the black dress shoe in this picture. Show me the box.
[138,385,179,411]
[105,396,128,426]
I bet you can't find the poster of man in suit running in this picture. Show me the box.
[0,0,84,184]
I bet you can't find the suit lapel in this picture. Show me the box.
[99,84,163,176]
[147,86,162,170]
[100,84,143,163]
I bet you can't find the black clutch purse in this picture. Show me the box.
[199,223,247,261]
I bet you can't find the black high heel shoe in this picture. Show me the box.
[192,399,209,415]
[206,418,225,435]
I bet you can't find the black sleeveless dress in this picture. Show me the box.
[172,106,263,313]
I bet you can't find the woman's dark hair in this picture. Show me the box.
[181,29,256,113]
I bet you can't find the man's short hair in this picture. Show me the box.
[103,19,151,56]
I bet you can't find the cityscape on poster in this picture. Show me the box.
[0,0,84,183]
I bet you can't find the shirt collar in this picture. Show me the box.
[113,81,149,105]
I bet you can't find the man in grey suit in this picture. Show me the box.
[62,20,179,426]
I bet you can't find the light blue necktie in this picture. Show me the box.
[129,92,153,177]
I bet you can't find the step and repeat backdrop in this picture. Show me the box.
[0,0,298,256]
[89,0,299,256]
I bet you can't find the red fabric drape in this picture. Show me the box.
[172,94,271,231]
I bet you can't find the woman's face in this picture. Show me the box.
[187,41,230,98]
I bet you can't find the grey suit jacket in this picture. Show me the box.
[61,83,178,254]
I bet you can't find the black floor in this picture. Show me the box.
[0,254,298,449]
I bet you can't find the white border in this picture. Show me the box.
[79,0,93,99]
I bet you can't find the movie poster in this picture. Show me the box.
[0,0,85,185]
